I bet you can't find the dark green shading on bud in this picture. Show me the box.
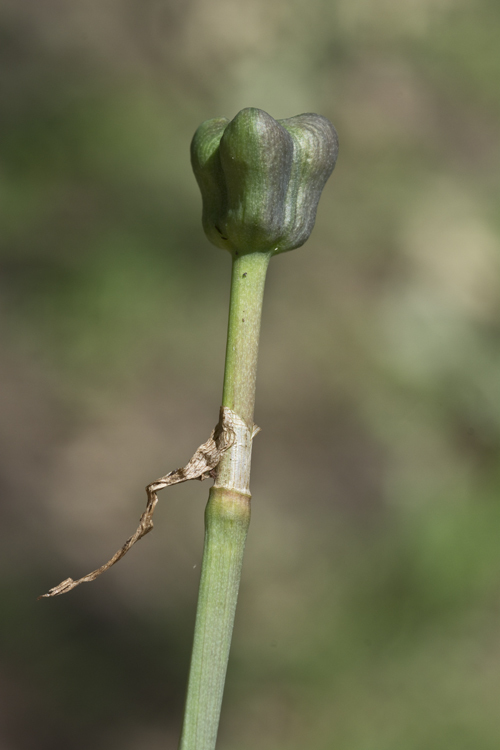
[191,107,338,255]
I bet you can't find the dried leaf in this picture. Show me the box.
[39,407,245,598]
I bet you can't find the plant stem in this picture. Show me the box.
[220,251,272,428]
[178,250,272,750]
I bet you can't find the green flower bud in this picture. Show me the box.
[191,107,338,255]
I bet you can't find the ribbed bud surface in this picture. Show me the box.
[191,107,338,255]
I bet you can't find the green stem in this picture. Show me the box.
[220,251,272,427]
[178,251,271,750]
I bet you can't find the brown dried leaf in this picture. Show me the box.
[39,407,240,598]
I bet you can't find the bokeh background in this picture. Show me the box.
[2,0,500,748]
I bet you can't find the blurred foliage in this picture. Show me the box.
[1,0,500,748]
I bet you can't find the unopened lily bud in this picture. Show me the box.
[191,107,338,255]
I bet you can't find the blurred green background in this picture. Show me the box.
[1,0,500,748]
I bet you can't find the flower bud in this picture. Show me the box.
[191,107,338,255]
